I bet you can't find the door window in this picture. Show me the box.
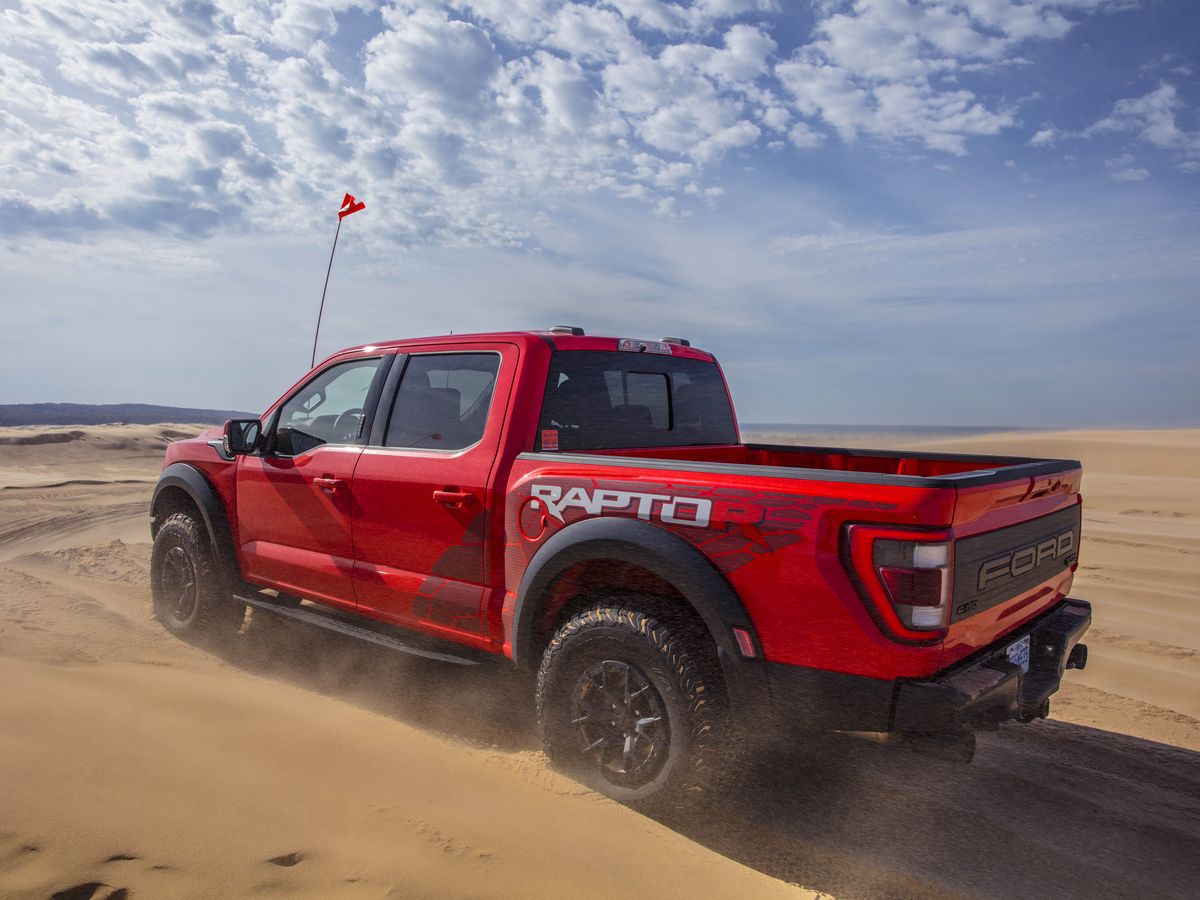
[274,358,383,456]
[384,353,501,450]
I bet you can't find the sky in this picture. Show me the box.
[1,0,1197,427]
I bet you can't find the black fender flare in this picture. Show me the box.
[511,516,768,724]
[151,463,240,582]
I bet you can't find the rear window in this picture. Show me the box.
[537,350,737,450]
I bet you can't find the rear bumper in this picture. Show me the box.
[891,598,1091,731]
[760,598,1092,735]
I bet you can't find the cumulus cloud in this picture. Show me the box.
[365,8,502,115]
[1085,83,1200,171]
[1028,125,1059,147]
[0,0,1145,246]
[602,26,775,162]
[0,190,103,235]
[605,0,779,36]
[1033,82,1200,174]
[775,0,1129,155]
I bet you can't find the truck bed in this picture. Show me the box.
[532,442,1081,488]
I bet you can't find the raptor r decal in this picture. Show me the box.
[529,483,713,527]
[507,476,902,580]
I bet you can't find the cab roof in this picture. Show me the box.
[329,330,716,363]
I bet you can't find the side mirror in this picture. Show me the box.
[223,419,262,456]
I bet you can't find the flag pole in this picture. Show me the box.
[310,192,364,369]
[311,215,343,369]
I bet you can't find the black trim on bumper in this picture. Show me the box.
[764,663,896,733]
[892,598,1091,732]
[758,598,1092,736]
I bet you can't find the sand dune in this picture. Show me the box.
[1,424,1198,898]
[0,424,177,557]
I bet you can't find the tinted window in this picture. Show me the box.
[274,358,382,456]
[626,372,669,428]
[538,350,737,450]
[385,353,501,450]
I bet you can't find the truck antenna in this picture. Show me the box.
[311,192,366,369]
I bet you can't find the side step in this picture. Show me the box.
[235,593,481,666]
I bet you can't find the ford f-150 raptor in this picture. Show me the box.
[150,327,1091,807]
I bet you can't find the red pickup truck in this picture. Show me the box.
[150,327,1090,807]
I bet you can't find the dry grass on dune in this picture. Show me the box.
[0,424,1198,899]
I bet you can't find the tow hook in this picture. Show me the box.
[1018,699,1051,724]
[898,730,976,765]
[1067,643,1088,670]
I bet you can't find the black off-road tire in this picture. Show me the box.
[151,512,244,642]
[536,606,733,812]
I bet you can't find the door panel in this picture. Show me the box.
[237,445,362,606]
[236,355,387,607]
[352,346,514,644]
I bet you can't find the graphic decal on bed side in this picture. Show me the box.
[504,475,898,587]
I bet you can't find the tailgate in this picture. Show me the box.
[942,466,1082,667]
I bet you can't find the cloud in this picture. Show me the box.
[1,1,1193,432]
[1028,125,1059,147]
[1084,83,1200,171]
[604,0,779,36]
[1108,166,1149,182]
[597,24,778,162]
[544,4,641,63]
[0,190,102,235]
[365,8,502,116]
[269,0,365,52]
[1029,80,1200,177]
[774,0,1128,155]
[1105,153,1150,182]
[0,0,1151,248]
[768,226,896,253]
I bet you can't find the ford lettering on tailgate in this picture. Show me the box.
[951,505,1081,623]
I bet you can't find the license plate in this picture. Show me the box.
[1006,634,1031,672]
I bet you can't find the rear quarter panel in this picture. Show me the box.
[504,455,961,679]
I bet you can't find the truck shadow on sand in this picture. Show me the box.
[210,611,1200,900]
[674,725,1200,899]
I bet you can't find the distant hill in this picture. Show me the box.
[0,403,258,427]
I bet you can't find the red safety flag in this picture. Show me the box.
[338,192,365,219]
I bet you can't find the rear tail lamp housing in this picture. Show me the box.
[844,525,954,643]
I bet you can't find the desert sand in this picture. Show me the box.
[1,424,1198,899]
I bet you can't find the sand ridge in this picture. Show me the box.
[1,424,1198,898]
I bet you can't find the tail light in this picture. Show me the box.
[845,525,954,642]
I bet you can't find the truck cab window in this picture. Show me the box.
[539,351,736,450]
[273,358,382,456]
[385,353,501,450]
